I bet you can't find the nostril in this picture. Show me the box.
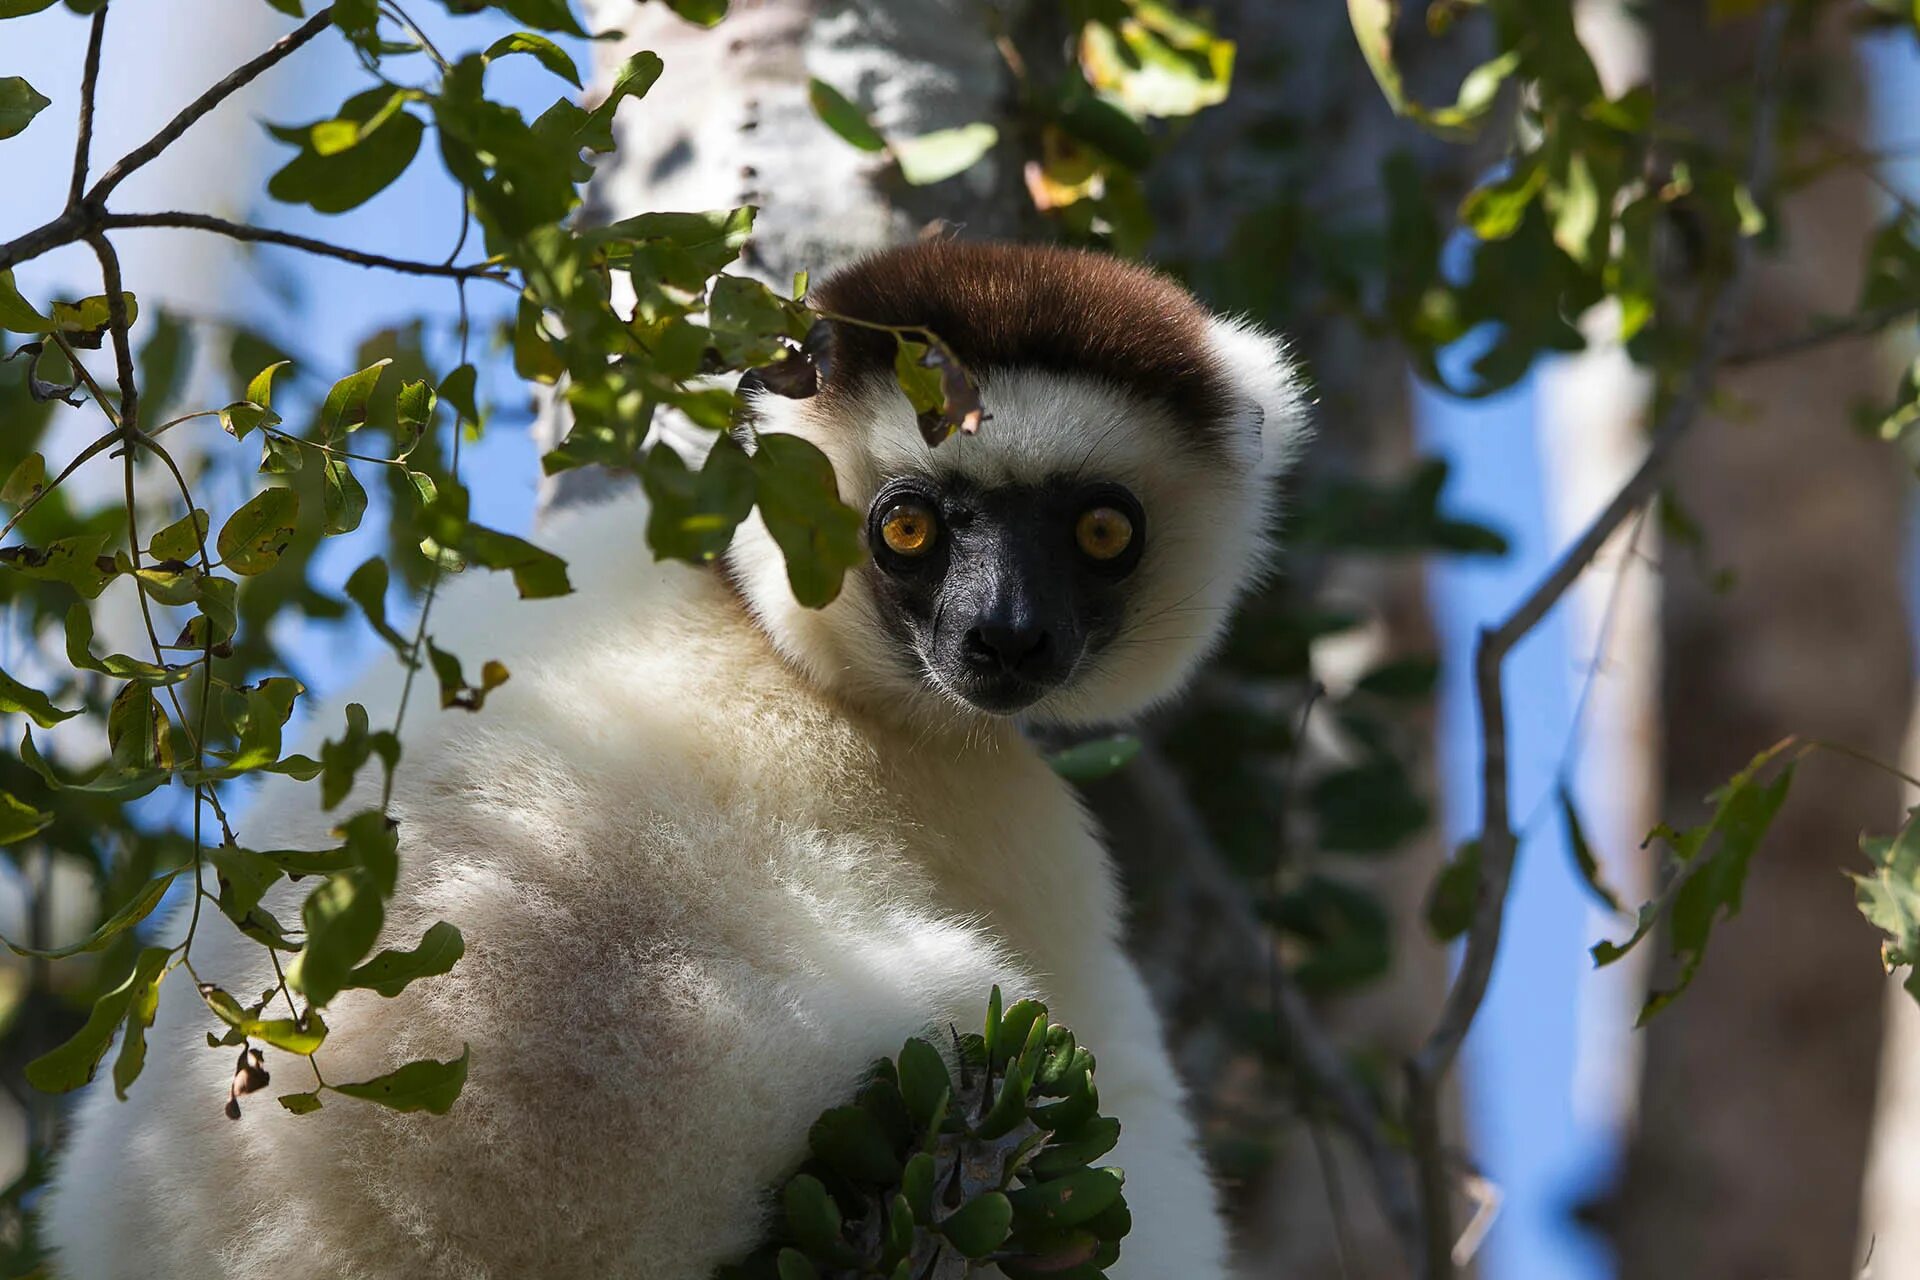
[969,624,1050,673]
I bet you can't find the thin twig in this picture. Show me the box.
[1098,743,1425,1266]
[1402,7,1793,1276]
[85,7,336,205]
[100,213,512,285]
[1723,297,1920,366]
[70,6,110,209]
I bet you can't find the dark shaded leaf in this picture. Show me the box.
[331,1045,469,1113]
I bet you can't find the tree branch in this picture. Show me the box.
[85,233,138,436]
[1723,297,1920,366]
[70,6,110,209]
[1083,744,1424,1270]
[84,7,335,205]
[1402,6,1793,1276]
[99,213,511,284]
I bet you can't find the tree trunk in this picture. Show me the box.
[1146,5,1483,1275]
[1607,8,1913,1276]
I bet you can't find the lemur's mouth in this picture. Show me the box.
[949,668,1054,715]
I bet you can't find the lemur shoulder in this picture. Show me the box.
[43,240,1308,1280]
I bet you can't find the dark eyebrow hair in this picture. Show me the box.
[809,240,1238,446]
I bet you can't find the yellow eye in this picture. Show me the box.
[1076,506,1134,561]
[880,502,937,556]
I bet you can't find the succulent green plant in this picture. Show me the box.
[717,987,1131,1280]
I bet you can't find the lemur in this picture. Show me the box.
[41,240,1308,1279]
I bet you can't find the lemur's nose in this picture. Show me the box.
[966,623,1052,677]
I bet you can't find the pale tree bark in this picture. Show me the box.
[1860,719,1920,1278]
[1536,0,1660,1151]
[1606,6,1914,1276]
[1146,6,1482,1276]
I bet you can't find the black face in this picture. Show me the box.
[865,476,1147,714]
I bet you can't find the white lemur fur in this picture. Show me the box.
[42,241,1308,1279]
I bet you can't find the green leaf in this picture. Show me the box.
[345,557,411,656]
[0,664,77,728]
[221,359,291,440]
[808,78,886,152]
[279,1090,324,1114]
[493,0,585,35]
[0,1,61,18]
[318,702,400,810]
[0,76,50,140]
[1030,1115,1121,1179]
[286,870,384,1008]
[199,985,328,1055]
[216,487,299,574]
[1425,841,1481,942]
[750,433,863,608]
[48,291,138,340]
[440,363,479,425]
[111,949,167,1099]
[1594,743,1798,1022]
[1355,656,1440,700]
[208,841,283,922]
[940,1191,1013,1258]
[321,359,390,437]
[107,680,172,771]
[0,790,52,845]
[902,1151,936,1223]
[781,1174,843,1256]
[420,485,572,599]
[897,1035,952,1128]
[1854,808,1920,1001]
[0,531,116,598]
[808,1104,901,1183]
[1311,761,1430,853]
[337,808,399,896]
[1006,1167,1123,1231]
[27,946,171,1092]
[640,438,756,564]
[665,0,728,23]
[331,1045,469,1113]
[63,602,184,684]
[1461,157,1547,242]
[0,871,181,959]
[1347,0,1409,117]
[775,1249,820,1280]
[1559,786,1623,914]
[0,269,50,333]
[19,725,167,799]
[224,676,303,772]
[576,50,663,152]
[485,31,581,86]
[268,89,424,213]
[894,124,998,186]
[1264,874,1391,993]
[2,451,45,505]
[321,457,368,535]
[259,433,305,474]
[148,508,209,562]
[426,641,510,711]
[345,921,464,997]
[1046,734,1140,784]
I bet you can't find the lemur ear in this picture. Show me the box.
[1206,315,1313,477]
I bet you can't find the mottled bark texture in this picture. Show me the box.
[1602,7,1914,1276]
[1145,6,1482,1275]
